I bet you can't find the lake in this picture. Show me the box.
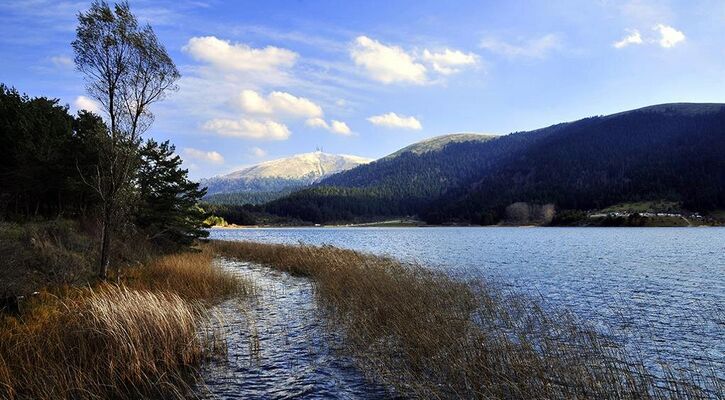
[209,227,724,381]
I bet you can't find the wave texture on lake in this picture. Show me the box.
[198,259,391,399]
[210,227,725,377]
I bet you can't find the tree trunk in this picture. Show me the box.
[99,205,111,280]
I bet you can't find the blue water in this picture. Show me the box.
[199,260,391,399]
[210,227,725,377]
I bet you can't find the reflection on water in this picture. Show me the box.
[210,227,725,377]
[198,259,390,399]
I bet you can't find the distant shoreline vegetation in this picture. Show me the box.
[201,200,722,228]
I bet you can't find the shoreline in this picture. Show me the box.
[209,222,721,229]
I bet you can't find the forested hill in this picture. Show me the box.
[382,132,495,159]
[264,103,725,224]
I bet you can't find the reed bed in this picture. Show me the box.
[0,247,250,400]
[128,246,254,302]
[210,240,723,400]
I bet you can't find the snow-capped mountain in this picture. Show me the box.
[201,151,373,203]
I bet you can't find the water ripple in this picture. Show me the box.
[198,260,391,399]
[210,227,725,378]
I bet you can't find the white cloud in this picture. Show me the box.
[350,36,427,84]
[613,24,685,49]
[305,117,353,136]
[237,90,323,118]
[183,36,298,73]
[250,146,267,157]
[237,89,272,114]
[367,112,422,130]
[306,117,329,129]
[183,148,224,164]
[480,34,561,58]
[655,24,685,48]
[422,49,478,75]
[330,120,352,135]
[50,55,73,68]
[613,29,643,48]
[73,95,101,114]
[202,118,290,140]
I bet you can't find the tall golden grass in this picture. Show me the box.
[128,246,254,302]
[0,244,249,400]
[210,240,723,399]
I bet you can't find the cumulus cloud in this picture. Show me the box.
[202,118,290,140]
[349,36,478,83]
[183,36,298,73]
[183,148,224,164]
[367,112,422,130]
[330,120,352,135]
[613,25,685,49]
[613,29,643,48]
[480,34,561,58]
[350,36,427,84]
[655,24,685,48]
[305,117,352,136]
[250,146,267,157]
[422,49,478,75]
[305,117,329,129]
[237,90,323,118]
[74,95,101,114]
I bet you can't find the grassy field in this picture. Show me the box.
[210,240,723,399]
[0,222,252,400]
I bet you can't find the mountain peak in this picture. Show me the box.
[201,152,373,198]
[225,151,373,181]
[611,102,725,118]
[385,132,496,159]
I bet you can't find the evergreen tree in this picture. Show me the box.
[137,139,208,246]
[0,84,90,218]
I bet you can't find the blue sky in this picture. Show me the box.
[1,0,724,179]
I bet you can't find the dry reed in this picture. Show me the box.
[0,245,250,400]
[210,240,723,400]
[127,245,254,302]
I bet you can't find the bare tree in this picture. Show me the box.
[73,1,179,279]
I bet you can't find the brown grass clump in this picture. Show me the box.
[127,246,254,302]
[210,240,723,399]
[0,286,222,399]
[0,236,251,399]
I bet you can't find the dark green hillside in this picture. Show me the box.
[265,104,725,224]
[203,187,302,206]
[265,133,539,221]
[426,104,725,223]
[382,132,495,159]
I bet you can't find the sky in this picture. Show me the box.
[1,0,724,179]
